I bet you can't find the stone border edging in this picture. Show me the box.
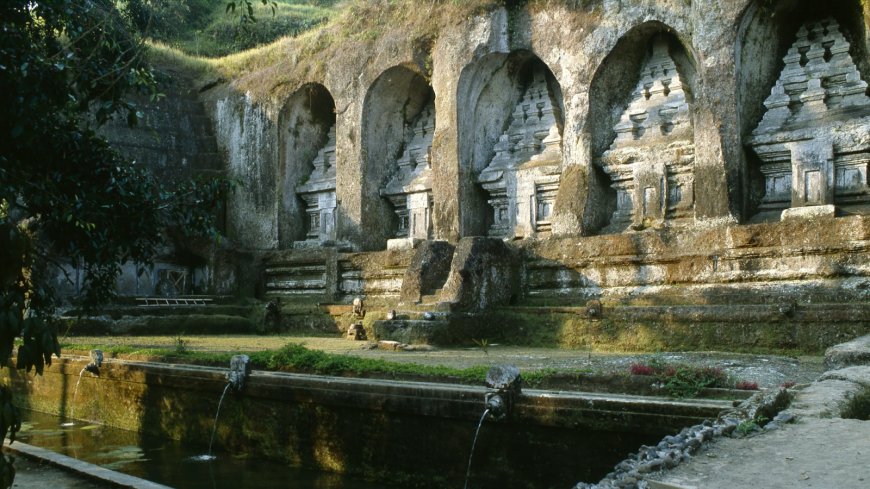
[573,387,794,489]
[3,439,173,489]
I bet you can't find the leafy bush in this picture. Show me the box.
[628,359,730,398]
[629,363,655,376]
[840,386,870,421]
[735,380,759,391]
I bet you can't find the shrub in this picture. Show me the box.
[629,363,655,376]
[840,386,870,421]
[735,380,759,391]
[629,359,730,398]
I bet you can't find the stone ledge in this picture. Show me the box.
[780,204,836,221]
[3,440,171,489]
[825,334,870,369]
[819,365,870,387]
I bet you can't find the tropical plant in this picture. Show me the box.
[1,0,228,375]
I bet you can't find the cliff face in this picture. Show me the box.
[199,0,870,250]
[92,1,870,344]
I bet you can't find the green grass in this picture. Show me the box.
[62,340,491,383]
[177,1,338,58]
[130,0,340,58]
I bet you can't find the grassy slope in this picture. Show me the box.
[146,0,505,94]
[167,0,340,58]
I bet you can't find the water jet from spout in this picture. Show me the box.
[463,408,490,489]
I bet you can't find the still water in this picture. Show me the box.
[16,410,397,489]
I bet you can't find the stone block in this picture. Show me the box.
[820,366,870,388]
[386,238,423,251]
[439,237,520,312]
[398,240,455,304]
[780,204,836,221]
[372,319,449,345]
[825,335,870,369]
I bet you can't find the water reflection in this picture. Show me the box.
[16,411,395,489]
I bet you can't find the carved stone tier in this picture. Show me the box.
[295,125,337,246]
[382,102,436,246]
[748,18,870,219]
[599,36,695,233]
[478,70,563,239]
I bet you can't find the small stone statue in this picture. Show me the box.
[265,298,281,327]
[347,322,367,341]
[352,297,366,319]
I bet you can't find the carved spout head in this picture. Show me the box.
[84,364,100,376]
[226,354,251,392]
[483,365,522,421]
[485,393,507,420]
[89,349,103,368]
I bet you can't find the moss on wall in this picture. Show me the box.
[449,307,870,354]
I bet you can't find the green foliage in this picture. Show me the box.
[840,386,870,421]
[472,338,490,355]
[173,335,189,355]
[630,357,731,398]
[0,0,230,372]
[735,415,768,436]
[259,343,489,382]
[126,1,337,57]
[661,365,728,398]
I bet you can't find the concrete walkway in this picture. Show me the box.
[5,441,171,489]
[646,338,870,489]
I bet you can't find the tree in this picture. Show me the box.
[0,0,229,452]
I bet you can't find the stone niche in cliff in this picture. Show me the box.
[381,101,436,249]
[363,66,435,251]
[599,36,695,233]
[748,17,870,220]
[477,67,564,239]
[279,83,337,248]
[295,125,338,246]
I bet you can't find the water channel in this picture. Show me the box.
[16,410,398,489]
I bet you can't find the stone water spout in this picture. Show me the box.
[85,349,103,376]
[62,350,104,425]
[483,365,522,421]
[196,355,253,461]
[465,365,523,489]
[226,354,251,392]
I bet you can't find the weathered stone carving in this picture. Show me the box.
[295,125,337,245]
[381,102,435,248]
[478,70,563,239]
[599,36,695,233]
[748,18,870,220]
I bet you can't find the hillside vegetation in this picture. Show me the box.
[125,0,341,57]
[144,1,590,99]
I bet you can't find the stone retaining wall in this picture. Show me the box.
[5,356,730,488]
